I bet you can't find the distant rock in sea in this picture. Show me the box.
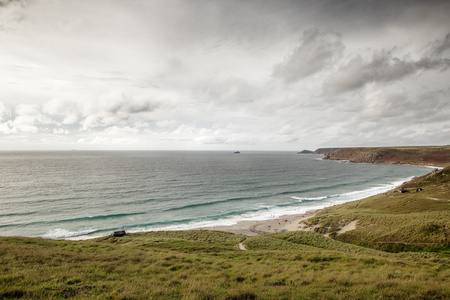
[298,150,314,154]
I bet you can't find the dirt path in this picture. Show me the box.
[238,239,247,251]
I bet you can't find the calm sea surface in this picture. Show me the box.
[0,151,432,240]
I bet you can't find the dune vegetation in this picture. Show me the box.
[301,166,450,253]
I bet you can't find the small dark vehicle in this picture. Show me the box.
[113,230,126,237]
[398,188,409,194]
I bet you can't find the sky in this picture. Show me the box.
[1,0,449,151]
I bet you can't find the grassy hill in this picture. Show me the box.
[301,166,450,253]
[1,230,449,299]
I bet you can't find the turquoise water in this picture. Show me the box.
[0,151,432,240]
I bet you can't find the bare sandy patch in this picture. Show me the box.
[336,220,358,235]
[199,210,319,236]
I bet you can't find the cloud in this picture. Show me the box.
[100,92,158,116]
[0,104,50,134]
[335,87,450,143]
[0,101,12,122]
[42,99,80,125]
[428,33,450,57]
[0,0,34,32]
[196,77,260,107]
[79,91,161,130]
[272,28,344,84]
[0,0,30,6]
[324,48,450,94]
[0,91,162,135]
[1,0,450,150]
[156,119,181,130]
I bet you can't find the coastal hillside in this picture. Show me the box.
[301,166,450,252]
[315,146,450,167]
[1,227,449,299]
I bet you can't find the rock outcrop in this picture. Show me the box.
[297,150,314,154]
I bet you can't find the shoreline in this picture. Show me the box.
[104,170,429,240]
[55,166,427,241]
[197,207,358,237]
[90,165,434,240]
[198,209,320,236]
[193,173,425,237]
[195,166,444,237]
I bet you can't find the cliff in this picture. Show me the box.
[314,146,450,167]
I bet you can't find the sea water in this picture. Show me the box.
[0,151,432,240]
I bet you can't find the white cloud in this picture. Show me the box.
[15,103,39,116]
[53,128,68,134]
[157,119,181,130]
[0,101,12,122]
[62,114,78,125]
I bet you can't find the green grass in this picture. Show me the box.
[301,167,450,253]
[1,230,449,299]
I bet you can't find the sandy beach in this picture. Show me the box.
[199,209,320,236]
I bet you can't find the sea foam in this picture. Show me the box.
[0,151,431,240]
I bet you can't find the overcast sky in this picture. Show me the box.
[1,0,449,151]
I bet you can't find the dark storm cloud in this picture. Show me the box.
[428,33,450,56]
[324,48,450,95]
[272,28,344,84]
[315,0,450,31]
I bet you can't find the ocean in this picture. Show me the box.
[0,151,432,240]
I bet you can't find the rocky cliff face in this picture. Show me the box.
[314,146,450,167]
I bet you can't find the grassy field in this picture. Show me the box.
[1,230,449,299]
[1,151,449,299]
